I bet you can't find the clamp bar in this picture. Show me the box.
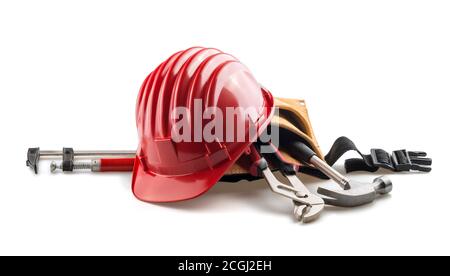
[39,150,135,158]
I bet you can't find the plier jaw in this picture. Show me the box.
[250,143,325,223]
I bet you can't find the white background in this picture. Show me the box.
[0,0,449,256]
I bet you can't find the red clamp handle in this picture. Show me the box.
[99,158,135,172]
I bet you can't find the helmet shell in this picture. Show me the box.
[133,47,274,202]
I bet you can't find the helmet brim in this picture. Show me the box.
[131,142,250,202]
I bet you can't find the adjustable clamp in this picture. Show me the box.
[26,147,135,174]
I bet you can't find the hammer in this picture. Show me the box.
[286,141,393,207]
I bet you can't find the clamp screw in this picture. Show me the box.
[50,161,96,172]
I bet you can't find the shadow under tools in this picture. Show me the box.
[154,178,293,216]
[117,167,394,218]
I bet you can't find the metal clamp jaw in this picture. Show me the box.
[27,147,75,173]
[26,148,40,174]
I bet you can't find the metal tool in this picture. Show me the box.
[259,143,324,222]
[50,158,135,173]
[26,147,135,174]
[250,144,324,223]
[288,141,393,207]
[28,145,324,223]
[285,173,325,222]
[310,156,392,207]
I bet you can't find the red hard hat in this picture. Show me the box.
[132,47,274,202]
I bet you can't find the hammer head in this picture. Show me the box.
[317,176,393,207]
[372,176,393,195]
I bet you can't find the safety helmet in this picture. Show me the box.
[132,47,275,202]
